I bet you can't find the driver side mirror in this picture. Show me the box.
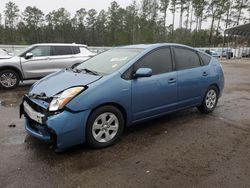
[25,52,33,59]
[134,68,152,78]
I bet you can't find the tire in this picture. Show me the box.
[197,86,219,114]
[86,105,125,148]
[0,69,20,89]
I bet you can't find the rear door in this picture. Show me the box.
[173,47,204,108]
[131,47,178,121]
[21,46,53,78]
[49,46,76,71]
[198,52,213,94]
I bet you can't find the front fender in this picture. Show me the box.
[0,57,24,79]
[66,74,132,124]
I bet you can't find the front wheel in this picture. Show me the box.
[86,106,124,148]
[197,86,219,114]
[0,70,20,89]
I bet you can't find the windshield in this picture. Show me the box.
[17,45,34,56]
[76,48,143,75]
[0,49,9,56]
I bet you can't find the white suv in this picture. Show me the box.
[0,43,96,89]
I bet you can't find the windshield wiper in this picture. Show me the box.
[74,68,99,76]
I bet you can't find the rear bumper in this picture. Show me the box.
[21,101,91,150]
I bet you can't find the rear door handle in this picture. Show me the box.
[203,72,208,77]
[168,78,176,84]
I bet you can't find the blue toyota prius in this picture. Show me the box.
[20,43,224,151]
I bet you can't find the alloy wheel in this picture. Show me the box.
[92,112,119,143]
[0,72,17,88]
[205,89,217,109]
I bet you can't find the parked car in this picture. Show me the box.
[0,48,12,59]
[215,48,234,58]
[0,43,96,89]
[205,49,220,58]
[20,43,224,151]
[242,49,250,58]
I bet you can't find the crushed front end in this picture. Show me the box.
[20,94,90,151]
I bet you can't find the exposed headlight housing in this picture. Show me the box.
[49,87,85,112]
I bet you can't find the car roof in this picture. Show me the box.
[33,43,87,47]
[116,43,197,51]
[117,43,214,60]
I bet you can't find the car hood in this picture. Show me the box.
[0,56,19,63]
[0,55,12,59]
[29,69,102,97]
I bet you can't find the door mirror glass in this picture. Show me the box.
[134,68,152,78]
[25,52,33,59]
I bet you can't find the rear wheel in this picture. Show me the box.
[0,70,20,89]
[197,86,218,114]
[86,106,124,148]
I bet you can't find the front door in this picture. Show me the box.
[21,46,53,79]
[131,47,178,121]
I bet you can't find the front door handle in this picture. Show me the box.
[168,78,176,84]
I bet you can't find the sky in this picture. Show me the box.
[0,0,212,29]
[0,0,131,15]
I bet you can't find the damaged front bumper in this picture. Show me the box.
[20,95,90,151]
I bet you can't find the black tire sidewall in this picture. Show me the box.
[0,70,20,89]
[199,86,219,113]
[86,105,125,148]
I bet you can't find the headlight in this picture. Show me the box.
[49,87,84,112]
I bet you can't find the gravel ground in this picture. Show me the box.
[0,59,250,188]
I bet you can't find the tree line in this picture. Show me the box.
[0,0,249,47]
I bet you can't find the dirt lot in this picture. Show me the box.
[0,59,250,188]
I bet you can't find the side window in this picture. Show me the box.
[72,46,80,54]
[198,52,211,66]
[52,46,73,56]
[80,47,92,55]
[134,48,172,75]
[29,46,51,57]
[174,48,201,70]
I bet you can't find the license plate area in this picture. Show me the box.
[23,101,45,124]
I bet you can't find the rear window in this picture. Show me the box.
[80,47,93,55]
[199,52,211,65]
[52,46,73,56]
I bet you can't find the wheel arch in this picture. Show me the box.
[209,83,220,95]
[90,102,128,126]
[0,66,23,80]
